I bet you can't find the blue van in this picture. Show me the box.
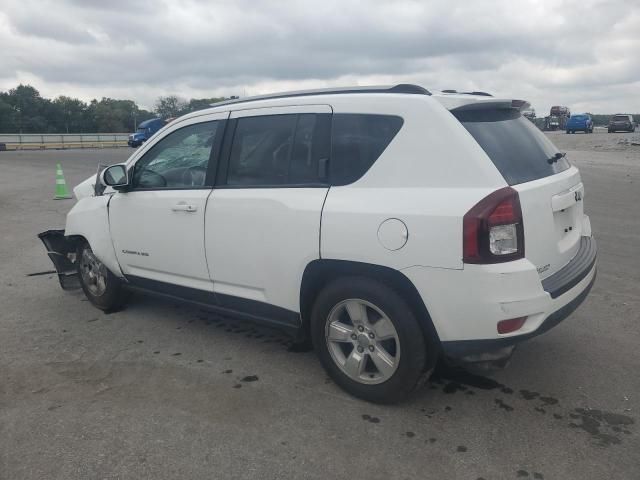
[128,118,166,147]
[566,114,593,134]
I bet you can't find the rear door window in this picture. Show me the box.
[226,113,330,186]
[330,114,403,186]
[454,108,570,185]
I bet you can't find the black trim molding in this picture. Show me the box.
[542,236,597,299]
[124,275,301,333]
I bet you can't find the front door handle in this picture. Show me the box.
[172,203,198,213]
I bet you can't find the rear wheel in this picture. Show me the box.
[77,242,129,311]
[311,277,437,404]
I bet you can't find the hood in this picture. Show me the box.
[73,174,97,200]
[73,174,116,200]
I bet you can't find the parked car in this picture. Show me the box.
[39,85,597,404]
[128,118,166,147]
[608,114,636,133]
[566,114,593,134]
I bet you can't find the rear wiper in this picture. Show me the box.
[547,152,566,164]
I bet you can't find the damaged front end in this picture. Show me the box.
[37,230,81,290]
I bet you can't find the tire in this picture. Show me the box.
[77,241,129,311]
[566,130,570,134]
[310,276,438,404]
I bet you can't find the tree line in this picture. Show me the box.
[1,84,637,133]
[0,84,228,134]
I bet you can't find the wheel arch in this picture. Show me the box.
[300,259,442,348]
[64,196,124,278]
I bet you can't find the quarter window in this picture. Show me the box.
[132,121,218,189]
[330,114,404,186]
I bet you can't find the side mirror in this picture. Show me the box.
[100,164,129,190]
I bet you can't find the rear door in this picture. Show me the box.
[205,105,332,319]
[455,107,588,279]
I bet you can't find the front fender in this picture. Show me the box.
[65,196,124,278]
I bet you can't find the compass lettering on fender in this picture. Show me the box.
[122,249,149,257]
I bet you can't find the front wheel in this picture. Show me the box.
[77,242,129,311]
[311,277,437,404]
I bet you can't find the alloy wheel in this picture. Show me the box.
[79,247,107,297]
[325,299,401,385]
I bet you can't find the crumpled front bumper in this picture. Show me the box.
[37,230,80,290]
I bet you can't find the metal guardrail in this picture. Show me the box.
[0,133,129,150]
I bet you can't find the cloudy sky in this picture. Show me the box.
[1,0,638,114]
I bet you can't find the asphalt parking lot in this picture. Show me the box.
[1,132,639,479]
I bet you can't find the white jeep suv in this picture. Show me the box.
[40,85,597,403]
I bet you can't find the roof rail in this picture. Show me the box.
[441,89,493,97]
[211,84,431,107]
[464,91,493,97]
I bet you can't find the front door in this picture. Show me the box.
[109,112,227,292]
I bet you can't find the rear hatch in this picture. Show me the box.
[611,115,631,127]
[454,105,585,280]
[568,115,587,128]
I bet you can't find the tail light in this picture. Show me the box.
[463,187,524,264]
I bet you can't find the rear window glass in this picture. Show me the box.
[454,108,570,185]
[572,115,588,120]
[613,115,630,121]
[330,114,403,186]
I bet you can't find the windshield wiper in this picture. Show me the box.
[547,152,566,164]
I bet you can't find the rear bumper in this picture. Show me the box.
[441,267,596,358]
[403,236,597,359]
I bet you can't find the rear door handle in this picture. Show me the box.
[172,203,198,213]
